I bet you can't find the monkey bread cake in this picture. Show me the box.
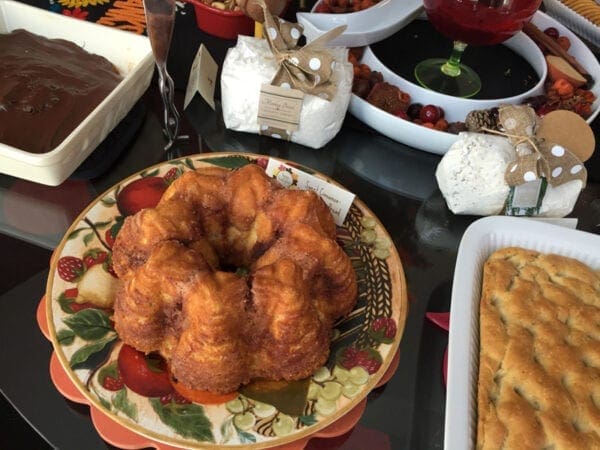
[477,247,600,449]
[111,164,357,394]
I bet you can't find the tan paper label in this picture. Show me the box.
[257,84,304,132]
[184,44,218,110]
[265,158,355,226]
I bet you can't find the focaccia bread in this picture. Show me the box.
[477,247,600,449]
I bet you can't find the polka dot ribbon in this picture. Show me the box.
[259,124,292,141]
[493,105,587,188]
[258,0,346,100]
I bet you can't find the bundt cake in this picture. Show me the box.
[112,163,357,394]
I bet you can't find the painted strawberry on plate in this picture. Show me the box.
[337,346,383,374]
[57,256,85,282]
[368,317,397,344]
[83,248,109,269]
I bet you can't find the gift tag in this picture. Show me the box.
[537,110,595,162]
[505,177,547,216]
[265,158,355,226]
[184,44,218,110]
[257,84,304,133]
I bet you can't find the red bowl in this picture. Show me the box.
[186,0,254,39]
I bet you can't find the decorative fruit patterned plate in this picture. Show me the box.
[44,152,408,449]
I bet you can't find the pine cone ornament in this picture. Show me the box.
[465,107,499,131]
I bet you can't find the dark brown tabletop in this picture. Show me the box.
[0,3,599,449]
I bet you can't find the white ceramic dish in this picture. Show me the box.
[543,0,600,47]
[0,0,154,186]
[349,11,600,155]
[296,0,423,47]
[532,9,600,121]
[444,216,600,450]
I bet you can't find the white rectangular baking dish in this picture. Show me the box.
[0,0,154,186]
[444,216,600,450]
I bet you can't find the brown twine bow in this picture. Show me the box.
[257,0,346,100]
[483,105,587,188]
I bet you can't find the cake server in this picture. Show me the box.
[143,0,180,152]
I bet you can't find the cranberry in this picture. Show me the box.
[543,27,559,39]
[395,109,409,120]
[434,118,449,131]
[314,1,332,12]
[419,105,442,123]
[406,103,422,120]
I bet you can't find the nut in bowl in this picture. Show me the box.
[185,0,254,39]
[186,0,290,39]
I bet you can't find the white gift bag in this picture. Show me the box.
[221,36,353,149]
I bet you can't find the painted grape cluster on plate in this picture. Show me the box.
[46,153,407,448]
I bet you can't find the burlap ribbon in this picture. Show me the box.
[255,0,346,140]
[484,105,587,188]
[258,0,346,100]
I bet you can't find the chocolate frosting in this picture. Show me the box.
[0,29,122,154]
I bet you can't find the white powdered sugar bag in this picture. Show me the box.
[436,132,516,216]
[539,179,582,217]
[436,132,582,217]
[221,36,353,149]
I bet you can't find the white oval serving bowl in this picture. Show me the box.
[348,11,600,155]
[296,0,423,47]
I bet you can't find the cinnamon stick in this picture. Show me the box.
[523,22,591,80]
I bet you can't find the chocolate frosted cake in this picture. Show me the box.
[0,29,122,154]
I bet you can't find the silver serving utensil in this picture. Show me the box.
[143,0,180,152]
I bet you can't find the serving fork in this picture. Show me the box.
[143,0,182,153]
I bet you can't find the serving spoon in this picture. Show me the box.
[143,0,181,153]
